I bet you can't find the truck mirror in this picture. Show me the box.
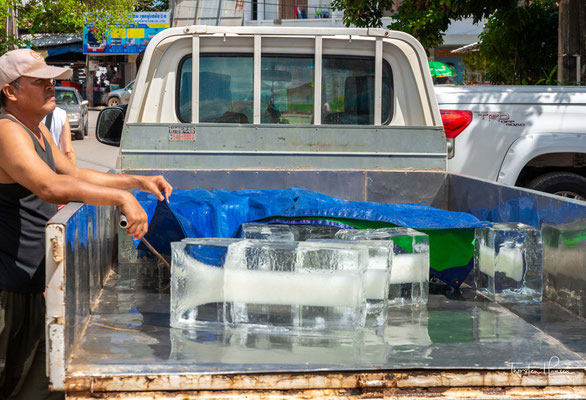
[96,105,126,147]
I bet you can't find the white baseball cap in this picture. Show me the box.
[0,49,72,88]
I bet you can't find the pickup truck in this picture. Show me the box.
[436,85,586,200]
[46,26,586,399]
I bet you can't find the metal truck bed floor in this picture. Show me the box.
[67,262,586,379]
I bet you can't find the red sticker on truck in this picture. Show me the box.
[168,126,196,141]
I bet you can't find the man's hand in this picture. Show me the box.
[119,192,149,240]
[137,175,173,202]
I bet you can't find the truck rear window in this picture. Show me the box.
[178,55,254,123]
[177,55,393,125]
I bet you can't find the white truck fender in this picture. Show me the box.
[497,132,586,186]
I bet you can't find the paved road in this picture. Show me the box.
[72,110,118,172]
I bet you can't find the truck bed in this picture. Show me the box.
[67,261,586,384]
[46,171,586,396]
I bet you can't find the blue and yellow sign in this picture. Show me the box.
[83,12,170,55]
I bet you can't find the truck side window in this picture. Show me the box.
[261,56,314,124]
[177,55,253,123]
[322,57,393,125]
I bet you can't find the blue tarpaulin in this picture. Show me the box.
[135,187,487,249]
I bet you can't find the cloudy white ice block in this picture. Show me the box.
[474,223,543,303]
[241,223,295,241]
[223,240,369,333]
[335,228,430,306]
[170,238,243,329]
[308,238,392,325]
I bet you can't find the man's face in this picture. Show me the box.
[9,77,56,116]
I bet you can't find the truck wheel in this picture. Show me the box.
[526,172,586,201]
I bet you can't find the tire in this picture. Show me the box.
[526,172,586,201]
[84,120,89,136]
[108,97,120,107]
[75,130,84,141]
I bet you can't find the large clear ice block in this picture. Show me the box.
[170,238,243,329]
[308,239,391,325]
[475,223,543,303]
[241,223,295,241]
[223,240,369,335]
[335,228,429,306]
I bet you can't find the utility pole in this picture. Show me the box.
[558,0,586,85]
[7,4,19,50]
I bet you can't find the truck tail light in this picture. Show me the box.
[440,110,473,139]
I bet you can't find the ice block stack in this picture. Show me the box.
[171,224,431,334]
[335,228,430,306]
[474,223,543,303]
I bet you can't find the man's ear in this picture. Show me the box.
[2,84,18,102]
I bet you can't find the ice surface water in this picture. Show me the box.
[170,238,243,329]
[308,239,391,325]
[474,223,543,303]
[241,223,341,241]
[223,240,369,335]
[241,223,295,241]
[289,224,341,241]
[335,228,430,306]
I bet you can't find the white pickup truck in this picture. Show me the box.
[436,85,586,200]
[45,27,586,399]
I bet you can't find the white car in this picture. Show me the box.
[107,80,134,106]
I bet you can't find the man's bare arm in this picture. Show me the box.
[0,120,149,238]
[49,126,172,202]
[59,117,76,164]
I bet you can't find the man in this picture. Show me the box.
[43,106,76,164]
[0,49,172,399]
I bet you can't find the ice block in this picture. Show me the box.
[289,224,341,241]
[308,238,391,325]
[170,238,243,329]
[223,240,369,334]
[475,223,543,303]
[241,223,295,241]
[335,227,429,306]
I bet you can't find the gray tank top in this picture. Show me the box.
[0,115,58,292]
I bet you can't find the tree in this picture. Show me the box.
[473,0,558,85]
[0,0,139,55]
[332,0,560,85]
[331,0,517,50]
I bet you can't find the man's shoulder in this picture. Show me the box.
[0,116,31,142]
[0,115,23,131]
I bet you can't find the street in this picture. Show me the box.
[73,109,118,172]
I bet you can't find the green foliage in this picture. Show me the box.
[475,0,559,85]
[136,0,169,12]
[535,66,560,86]
[332,0,518,50]
[332,0,559,84]
[0,0,147,55]
[330,0,395,28]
